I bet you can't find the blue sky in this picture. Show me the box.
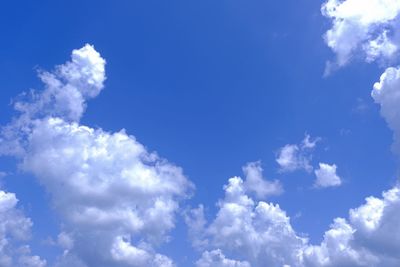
[1,0,400,266]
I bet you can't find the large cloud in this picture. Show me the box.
[322,0,400,70]
[0,45,193,266]
[188,172,400,266]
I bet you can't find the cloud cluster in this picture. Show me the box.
[322,0,400,69]
[187,75,395,265]
[0,45,193,266]
[0,13,397,264]
[188,172,400,266]
[187,175,306,267]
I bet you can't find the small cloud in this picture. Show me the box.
[243,161,283,199]
[276,134,319,173]
[314,163,342,188]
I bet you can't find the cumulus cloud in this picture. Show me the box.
[242,161,283,199]
[322,0,400,69]
[0,44,193,266]
[276,135,319,173]
[372,67,400,153]
[187,176,307,267]
[0,190,46,267]
[314,163,342,188]
[188,172,400,266]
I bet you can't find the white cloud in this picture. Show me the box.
[187,176,307,267]
[188,172,400,266]
[13,44,105,123]
[322,0,400,69]
[242,161,283,199]
[314,163,342,188]
[196,250,250,267]
[0,45,193,266]
[0,191,46,267]
[276,135,318,173]
[372,67,400,153]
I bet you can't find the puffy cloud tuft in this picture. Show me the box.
[242,161,283,199]
[322,0,400,69]
[276,135,319,173]
[187,175,307,267]
[314,163,342,188]
[12,44,105,123]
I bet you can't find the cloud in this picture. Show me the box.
[0,45,193,266]
[242,161,283,199]
[322,0,400,69]
[372,67,400,153]
[0,190,46,267]
[14,44,105,123]
[314,163,342,188]
[196,250,250,267]
[187,176,307,267]
[276,135,319,173]
[188,172,400,266]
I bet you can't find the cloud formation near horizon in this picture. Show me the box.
[0,45,193,267]
[187,171,400,266]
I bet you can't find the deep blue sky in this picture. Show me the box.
[0,0,397,265]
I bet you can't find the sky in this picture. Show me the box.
[0,0,400,266]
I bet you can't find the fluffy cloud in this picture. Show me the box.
[187,176,307,267]
[276,135,318,173]
[242,161,283,199]
[322,0,400,69]
[0,190,46,267]
[314,163,342,188]
[188,172,400,266]
[372,67,400,153]
[0,45,192,266]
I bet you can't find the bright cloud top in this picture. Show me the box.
[0,44,193,267]
[314,163,342,188]
[322,0,400,69]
